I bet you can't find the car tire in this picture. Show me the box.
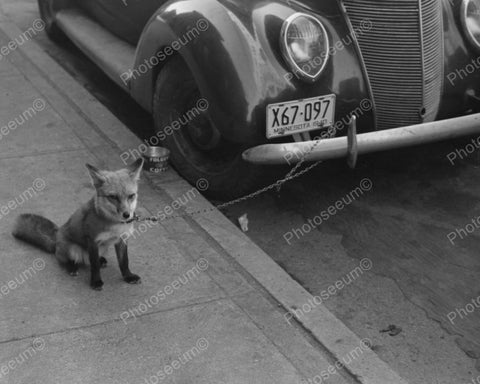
[153,56,273,200]
[37,0,68,43]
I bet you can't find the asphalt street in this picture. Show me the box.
[2,1,480,383]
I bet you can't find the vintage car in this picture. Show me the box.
[38,0,480,198]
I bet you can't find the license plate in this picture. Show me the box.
[266,94,336,139]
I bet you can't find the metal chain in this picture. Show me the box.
[216,160,322,210]
[138,136,324,223]
[275,135,323,192]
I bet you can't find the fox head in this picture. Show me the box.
[86,158,144,223]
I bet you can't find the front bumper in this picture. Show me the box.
[242,113,480,165]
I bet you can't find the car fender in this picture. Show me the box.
[130,0,371,144]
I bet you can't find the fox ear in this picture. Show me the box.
[86,163,106,188]
[127,158,144,181]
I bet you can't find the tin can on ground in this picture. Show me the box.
[143,146,170,173]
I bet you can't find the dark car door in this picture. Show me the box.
[78,0,168,45]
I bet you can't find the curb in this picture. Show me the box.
[0,16,409,384]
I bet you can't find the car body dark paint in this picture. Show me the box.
[441,1,480,115]
[79,0,167,44]
[129,0,372,144]
[51,0,480,146]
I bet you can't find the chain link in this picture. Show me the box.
[138,136,324,222]
[280,136,323,186]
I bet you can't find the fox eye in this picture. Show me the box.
[107,194,119,201]
[128,193,136,200]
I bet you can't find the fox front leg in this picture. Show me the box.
[87,240,104,290]
[115,239,141,284]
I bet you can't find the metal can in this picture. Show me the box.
[143,146,170,173]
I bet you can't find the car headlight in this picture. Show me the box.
[280,13,330,82]
[461,0,480,51]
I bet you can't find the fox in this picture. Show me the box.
[12,158,144,290]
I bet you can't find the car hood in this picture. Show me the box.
[279,0,342,16]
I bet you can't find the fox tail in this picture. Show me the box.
[12,214,58,254]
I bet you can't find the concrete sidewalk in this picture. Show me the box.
[0,9,408,384]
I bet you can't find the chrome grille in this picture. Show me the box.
[343,0,444,130]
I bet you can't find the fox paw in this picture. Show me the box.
[124,274,141,284]
[66,261,79,276]
[90,280,104,290]
[99,257,107,268]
